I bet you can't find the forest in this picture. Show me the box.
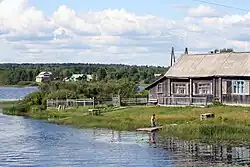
[0,63,168,85]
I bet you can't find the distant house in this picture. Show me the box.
[154,74,162,77]
[86,74,93,82]
[146,51,250,106]
[36,71,52,83]
[64,74,85,82]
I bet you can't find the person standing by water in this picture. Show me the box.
[151,114,156,127]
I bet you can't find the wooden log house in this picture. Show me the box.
[146,50,250,106]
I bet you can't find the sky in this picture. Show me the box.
[1,0,250,66]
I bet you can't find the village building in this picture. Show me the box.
[146,49,250,106]
[64,74,85,82]
[36,71,53,83]
[63,74,94,82]
[86,74,94,82]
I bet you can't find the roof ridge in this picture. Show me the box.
[186,51,250,56]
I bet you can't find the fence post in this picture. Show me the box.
[93,97,95,108]
[118,95,121,107]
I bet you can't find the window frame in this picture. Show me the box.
[174,83,187,95]
[232,80,245,95]
[197,82,212,95]
[157,83,163,93]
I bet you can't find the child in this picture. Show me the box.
[151,114,156,127]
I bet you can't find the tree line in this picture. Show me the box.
[0,63,168,85]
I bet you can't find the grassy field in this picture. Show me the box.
[4,104,250,143]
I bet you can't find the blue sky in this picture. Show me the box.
[29,0,249,17]
[1,0,250,66]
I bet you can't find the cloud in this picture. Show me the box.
[188,5,220,17]
[1,0,250,66]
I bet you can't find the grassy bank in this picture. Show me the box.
[4,104,250,143]
[0,101,20,110]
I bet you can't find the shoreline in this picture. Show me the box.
[3,105,250,145]
[0,83,38,88]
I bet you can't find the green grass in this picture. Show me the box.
[0,101,20,110]
[4,104,250,143]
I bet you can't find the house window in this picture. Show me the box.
[174,83,186,95]
[232,80,244,94]
[157,83,163,93]
[197,83,211,95]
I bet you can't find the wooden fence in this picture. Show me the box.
[47,98,94,109]
[47,97,148,109]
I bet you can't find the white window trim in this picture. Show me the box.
[197,82,212,95]
[232,80,245,95]
[174,83,187,95]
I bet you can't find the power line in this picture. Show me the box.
[191,0,249,12]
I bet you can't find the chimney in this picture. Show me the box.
[170,47,175,67]
[184,47,188,54]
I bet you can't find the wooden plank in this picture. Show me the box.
[136,126,163,132]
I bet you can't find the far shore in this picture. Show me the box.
[0,85,38,88]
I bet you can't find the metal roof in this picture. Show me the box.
[165,52,250,78]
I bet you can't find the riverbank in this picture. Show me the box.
[0,101,19,110]
[3,104,250,144]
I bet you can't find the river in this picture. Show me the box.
[1,86,250,167]
[0,86,38,101]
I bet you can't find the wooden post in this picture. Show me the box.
[93,97,95,108]
[118,94,121,107]
[167,78,171,105]
[212,78,216,99]
[189,78,193,105]
[218,77,222,103]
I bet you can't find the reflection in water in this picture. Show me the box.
[159,137,250,166]
[92,130,250,166]
[149,132,156,145]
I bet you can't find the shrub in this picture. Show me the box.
[23,91,45,106]
[47,89,77,99]
[211,98,224,106]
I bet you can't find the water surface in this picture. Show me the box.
[0,113,173,167]
[0,86,38,101]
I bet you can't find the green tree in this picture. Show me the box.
[97,68,107,80]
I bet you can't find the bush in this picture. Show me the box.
[23,91,45,106]
[47,89,77,99]
[211,98,224,106]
